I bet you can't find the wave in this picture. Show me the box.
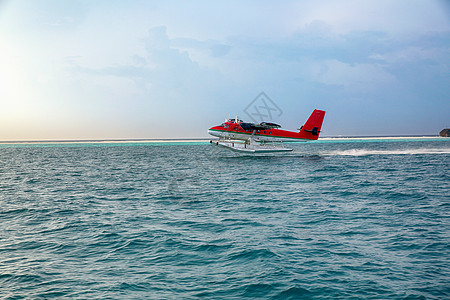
[324,148,450,156]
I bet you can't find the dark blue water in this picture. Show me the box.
[1,139,449,299]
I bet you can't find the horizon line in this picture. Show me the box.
[0,135,444,144]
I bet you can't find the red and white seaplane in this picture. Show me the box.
[208,109,325,153]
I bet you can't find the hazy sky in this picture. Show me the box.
[1,0,449,140]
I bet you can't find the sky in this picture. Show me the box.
[0,0,449,140]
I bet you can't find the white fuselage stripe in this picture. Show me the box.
[208,130,308,142]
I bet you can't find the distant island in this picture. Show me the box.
[440,129,450,137]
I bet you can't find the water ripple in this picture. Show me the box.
[0,140,449,298]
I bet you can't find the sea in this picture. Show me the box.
[1,138,449,299]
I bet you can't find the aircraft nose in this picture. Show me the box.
[208,129,219,137]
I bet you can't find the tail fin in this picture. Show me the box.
[299,109,326,140]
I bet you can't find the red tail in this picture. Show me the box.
[299,109,326,140]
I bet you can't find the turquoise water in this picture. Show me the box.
[1,139,449,299]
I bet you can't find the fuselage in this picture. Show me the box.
[209,120,316,142]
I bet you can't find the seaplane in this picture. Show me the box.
[208,109,325,153]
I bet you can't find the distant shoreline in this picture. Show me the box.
[0,135,445,145]
[319,135,442,140]
[0,138,211,145]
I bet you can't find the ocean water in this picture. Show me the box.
[1,139,449,299]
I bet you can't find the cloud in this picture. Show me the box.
[59,26,234,138]
[311,60,396,90]
[69,20,449,136]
